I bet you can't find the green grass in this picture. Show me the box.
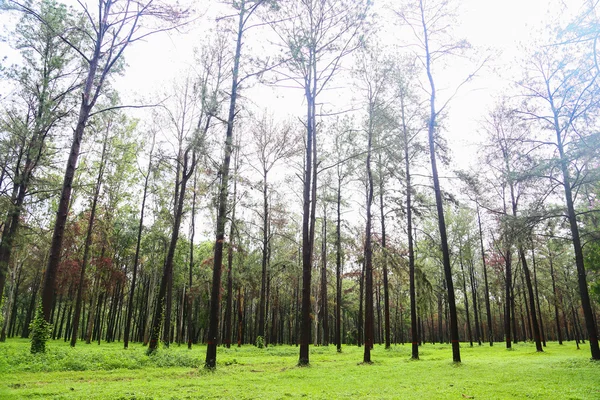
[0,338,598,399]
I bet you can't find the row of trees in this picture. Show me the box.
[0,0,599,368]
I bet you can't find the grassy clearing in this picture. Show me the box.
[0,338,598,399]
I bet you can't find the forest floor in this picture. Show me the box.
[0,338,598,399]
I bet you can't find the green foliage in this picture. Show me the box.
[255,335,264,349]
[29,304,52,354]
[583,240,600,304]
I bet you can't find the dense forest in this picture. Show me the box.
[0,0,599,369]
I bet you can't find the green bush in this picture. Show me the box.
[29,303,52,354]
[255,335,264,349]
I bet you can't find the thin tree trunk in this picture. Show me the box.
[363,104,375,363]
[477,206,493,346]
[469,259,482,345]
[358,256,365,347]
[335,179,343,353]
[549,253,563,345]
[459,247,473,347]
[550,91,600,359]
[400,94,418,360]
[379,170,390,349]
[321,210,329,346]
[205,1,245,368]
[505,251,513,349]
[124,132,154,349]
[422,11,460,361]
[531,246,546,347]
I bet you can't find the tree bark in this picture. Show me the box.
[477,207,494,346]
[205,1,246,368]
[320,211,329,346]
[549,251,563,344]
[553,118,600,359]
[335,178,343,353]
[531,246,546,347]
[363,103,375,363]
[124,132,154,349]
[421,3,460,361]
[400,93,419,360]
[379,169,390,349]
[518,248,543,351]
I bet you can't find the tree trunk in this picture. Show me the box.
[518,248,543,351]
[477,207,494,346]
[223,148,239,349]
[469,259,482,345]
[335,179,343,353]
[124,132,154,349]
[400,94,418,360]
[379,173,390,349]
[320,211,329,346]
[531,246,546,347]
[553,118,600,359]
[358,256,365,347]
[505,251,513,349]
[423,19,461,362]
[549,253,563,344]
[40,27,104,327]
[459,248,473,347]
[363,105,375,363]
[205,2,245,368]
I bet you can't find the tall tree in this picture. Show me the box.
[205,0,269,369]
[271,0,369,366]
[397,0,478,362]
[519,44,600,358]
[0,0,79,306]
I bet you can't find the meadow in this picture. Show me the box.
[0,338,598,399]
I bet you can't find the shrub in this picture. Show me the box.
[29,303,52,354]
[255,335,264,349]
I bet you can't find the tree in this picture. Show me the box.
[518,42,600,359]
[271,0,369,366]
[205,0,270,369]
[396,0,477,362]
[354,43,394,362]
[0,0,79,308]
[391,58,426,359]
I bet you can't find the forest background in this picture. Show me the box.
[0,0,599,376]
